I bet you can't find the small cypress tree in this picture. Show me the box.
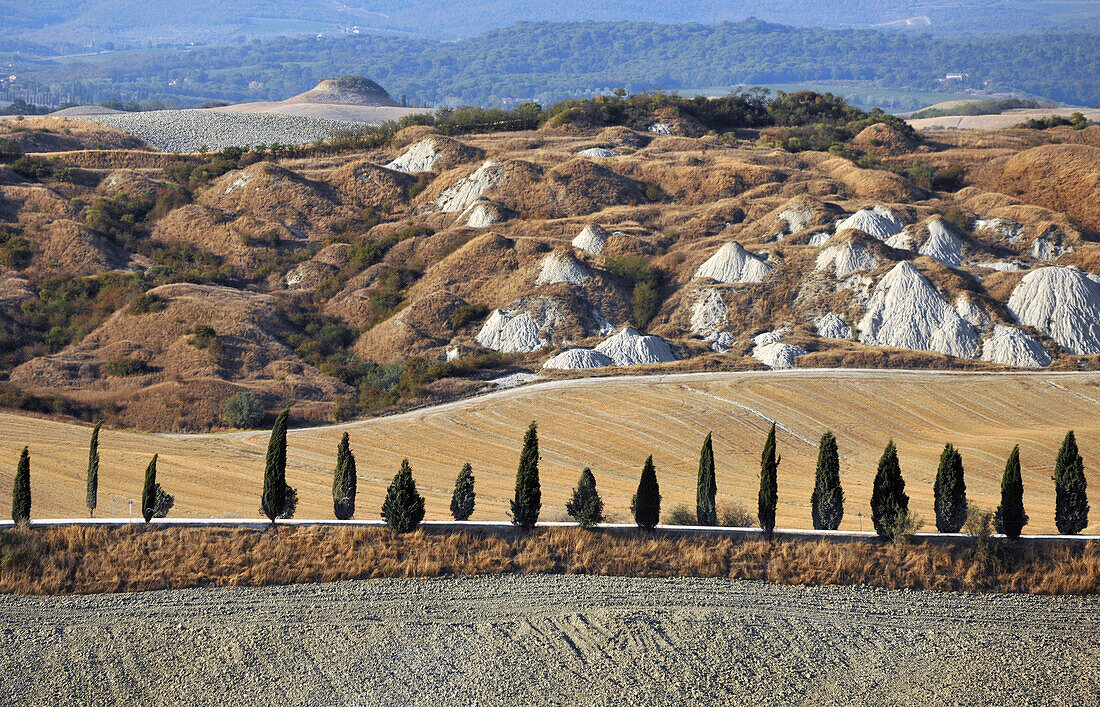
[381,459,425,533]
[141,454,158,523]
[566,467,604,528]
[696,432,717,526]
[1054,430,1089,535]
[811,431,844,531]
[332,432,356,520]
[510,421,541,529]
[260,409,291,523]
[631,455,661,531]
[994,445,1028,539]
[450,463,476,521]
[757,424,780,539]
[871,440,909,540]
[86,420,101,518]
[11,447,30,525]
[933,443,968,533]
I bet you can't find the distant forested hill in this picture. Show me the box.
[2,0,1099,45]
[11,21,1098,109]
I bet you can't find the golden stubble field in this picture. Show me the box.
[1,370,1097,534]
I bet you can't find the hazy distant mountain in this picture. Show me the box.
[2,0,1097,46]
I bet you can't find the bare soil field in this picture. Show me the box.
[0,370,1097,534]
[910,107,1100,130]
[1,574,1097,706]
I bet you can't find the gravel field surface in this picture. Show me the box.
[1,574,1098,706]
[67,110,361,151]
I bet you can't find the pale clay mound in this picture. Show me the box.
[1029,236,1067,261]
[434,161,505,213]
[690,289,728,337]
[535,252,589,286]
[858,261,980,358]
[693,242,772,284]
[459,201,504,228]
[475,309,547,353]
[981,324,1052,368]
[815,313,854,340]
[542,347,615,370]
[753,341,808,369]
[593,326,678,366]
[815,240,877,279]
[577,147,616,158]
[1007,266,1100,355]
[776,202,814,235]
[835,207,905,241]
[387,138,443,173]
[975,217,1024,243]
[572,225,609,254]
[807,232,832,247]
[917,218,965,268]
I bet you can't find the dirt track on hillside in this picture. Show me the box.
[1,574,1098,705]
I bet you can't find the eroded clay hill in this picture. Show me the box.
[1,118,1099,429]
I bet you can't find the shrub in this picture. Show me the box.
[127,293,168,315]
[381,459,425,533]
[565,467,604,529]
[719,502,754,527]
[101,358,154,377]
[964,507,1000,570]
[451,303,489,330]
[223,391,265,429]
[665,504,695,525]
[606,255,664,330]
[11,156,52,180]
[450,463,476,521]
[0,138,22,163]
[0,232,32,269]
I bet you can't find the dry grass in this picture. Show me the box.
[2,525,1097,596]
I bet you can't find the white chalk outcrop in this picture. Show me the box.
[690,289,728,337]
[1007,266,1100,355]
[815,240,877,278]
[857,261,980,358]
[648,123,673,135]
[975,217,1023,242]
[577,147,616,158]
[980,325,1051,368]
[459,200,503,228]
[594,326,678,366]
[535,252,589,286]
[752,342,807,369]
[694,242,772,284]
[435,161,505,213]
[815,313,853,340]
[542,348,615,370]
[917,218,964,267]
[572,225,609,254]
[387,138,442,173]
[476,309,548,353]
[807,233,832,247]
[777,202,814,235]
[1028,236,1065,261]
[835,207,905,241]
[977,260,1026,272]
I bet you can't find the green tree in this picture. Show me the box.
[260,409,296,523]
[223,391,265,428]
[141,454,159,523]
[510,421,541,528]
[631,455,661,531]
[811,431,843,530]
[381,459,425,533]
[332,432,356,520]
[696,432,717,526]
[871,440,909,540]
[933,443,968,533]
[566,467,604,528]
[86,420,101,518]
[450,463,476,521]
[758,424,780,539]
[1054,430,1089,535]
[11,447,30,525]
[994,445,1028,539]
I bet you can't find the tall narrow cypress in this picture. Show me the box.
[811,431,843,530]
[11,447,30,525]
[631,455,661,531]
[332,432,356,520]
[141,454,158,523]
[450,463,476,521]
[995,445,1028,539]
[758,424,780,540]
[871,440,909,540]
[86,420,101,518]
[696,432,717,526]
[933,443,968,533]
[381,459,425,533]
[260,409,289,523]
[510,421,541,528]
[1054,430,1089,535]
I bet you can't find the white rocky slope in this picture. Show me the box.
[693,242,771,284]
[858,261,980,358]
[572,225,609,254]
[815,313,853,340]
[750,329,805,369]
[594,327,678,366]
[476,310,547,353]
[815,241,877,278]
[690,289,728,337]
[387,138,442,173]
[435,161,505,213]
[577,147,616,158]
[542,348,614,370]
[535,252,589,286]
[459,200,503,228]
[776,202,814,235]
[836,207,905,241]
[981,325,1052,368]
[917,218,964,267]
[1007,266,1100,355]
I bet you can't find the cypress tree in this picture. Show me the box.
[757,423,780,540]
[11,447,30,525]
[86,420,100,518]
[381,459,425,533]
[332,432,356,520]
[141,454,158,523]
[933,443,968,533]
[510,421,541,529]
[995,445,1028,539]
[696,432,717,526]
[811,431,844,531]
[260,409,290,523]
[566,467,604,528]
[871,440,909,540]
[631,455,661,531]
[450,463,476,521]
[1054,430,1089,535]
